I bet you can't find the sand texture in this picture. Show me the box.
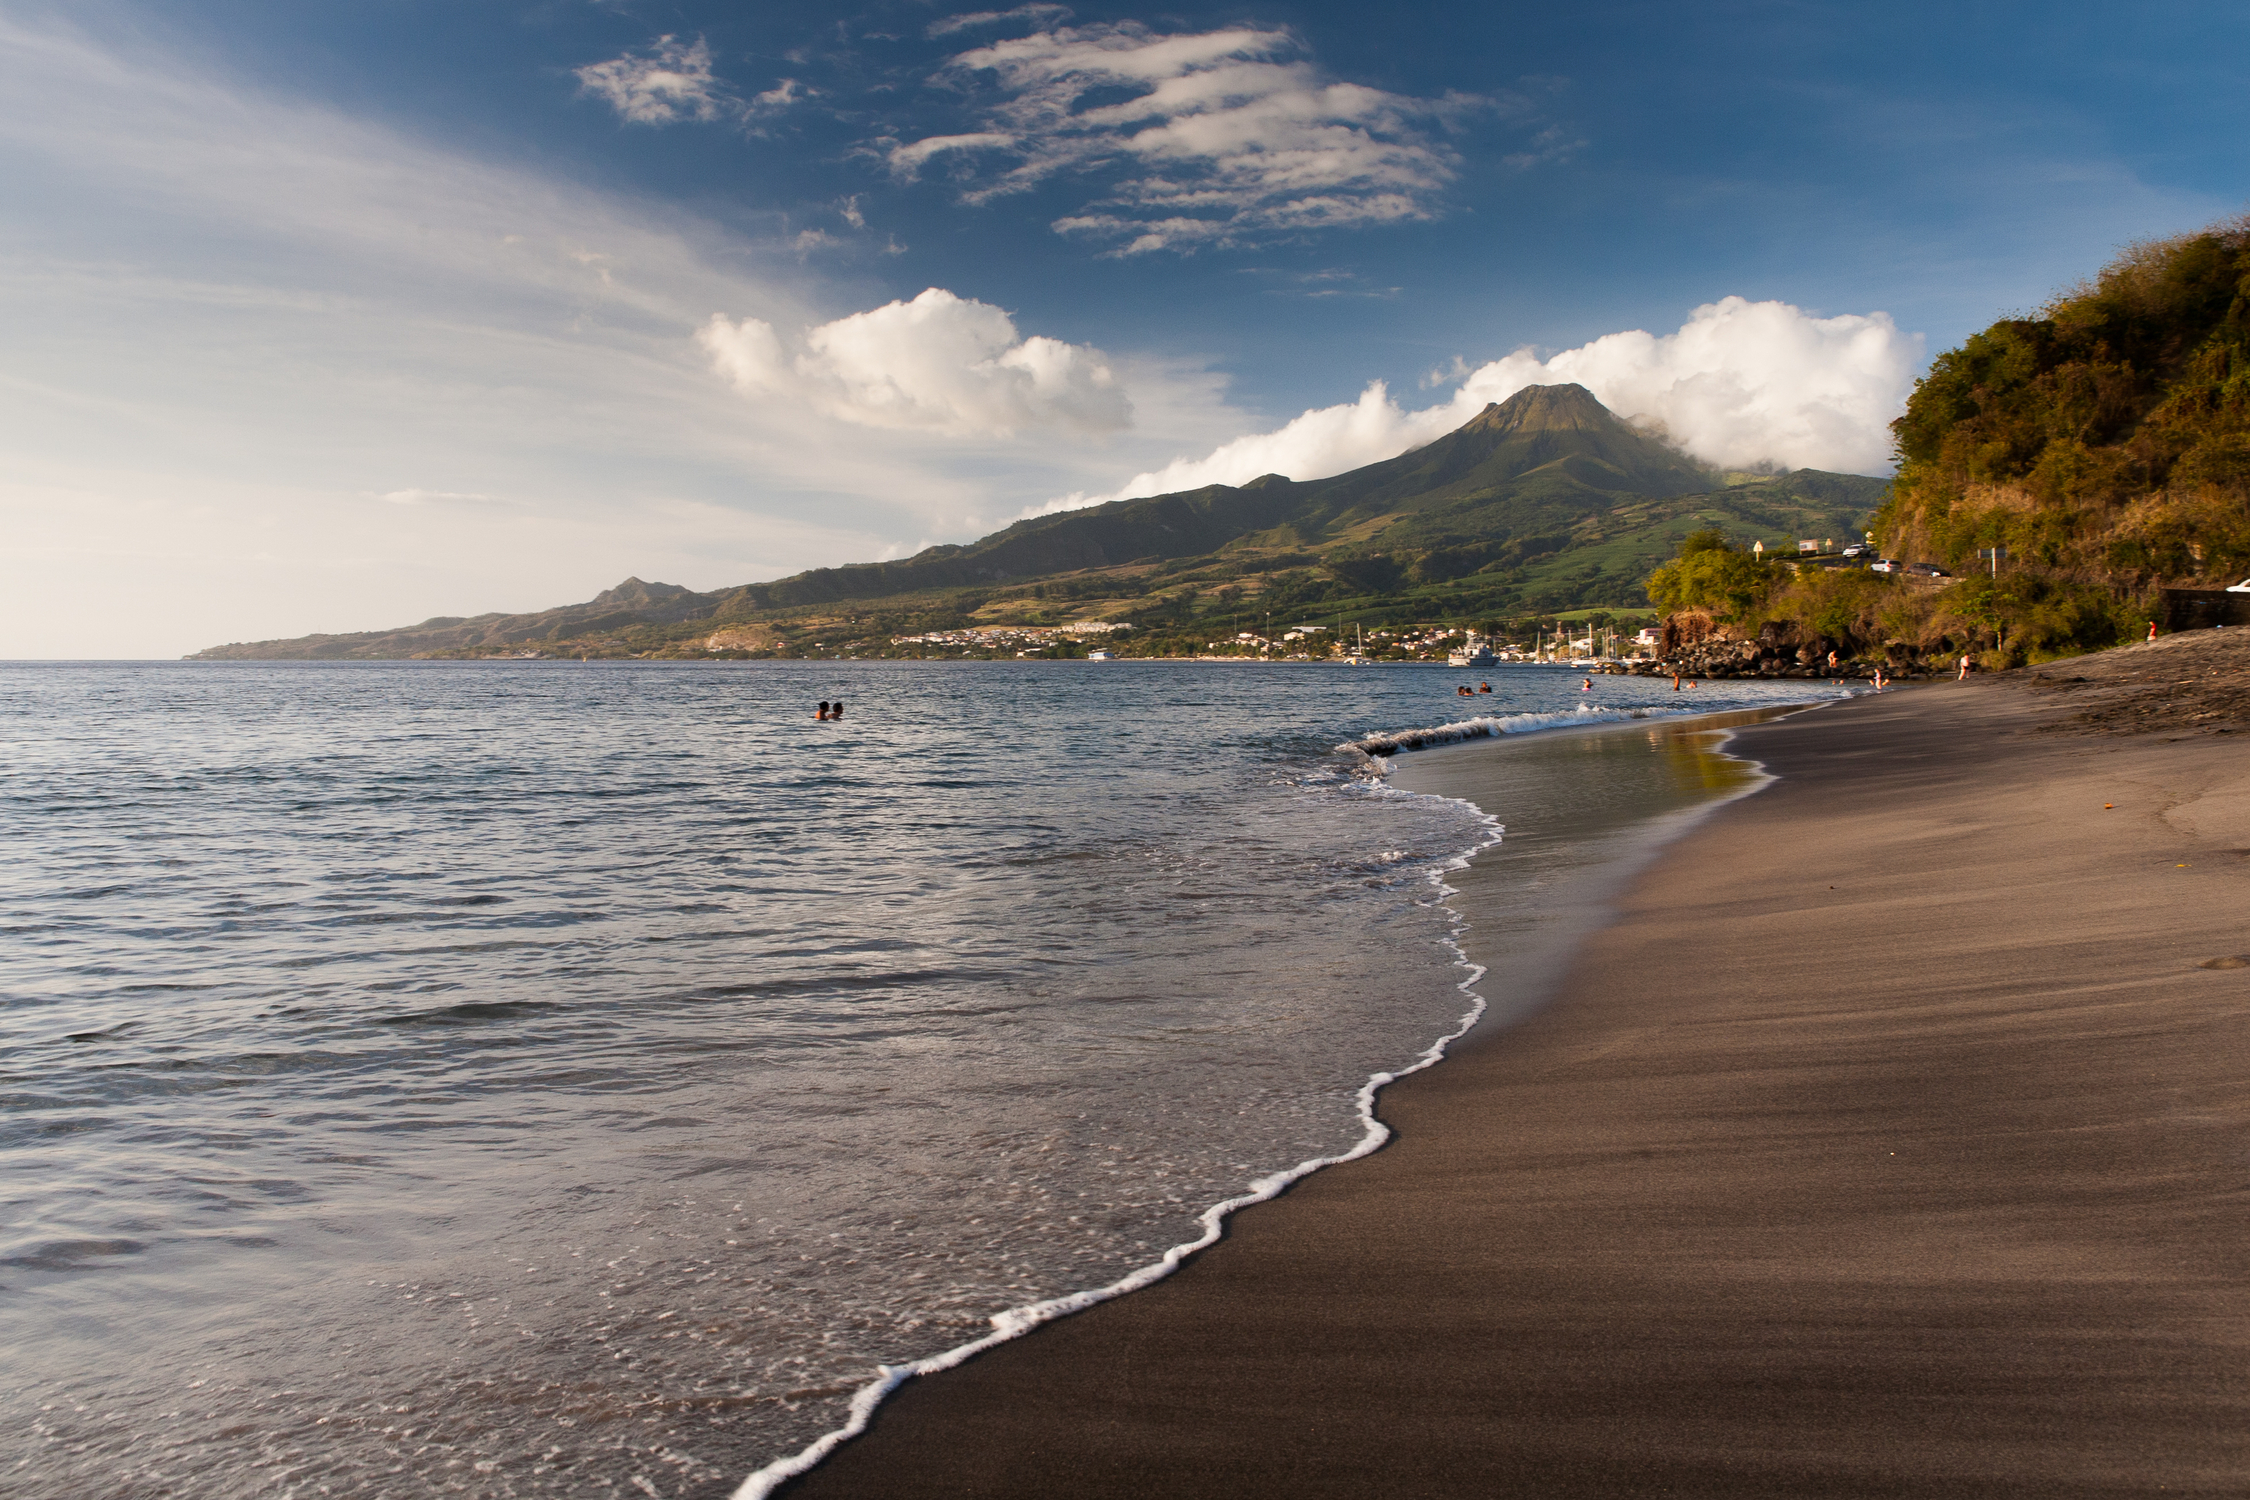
[782,639,2250,1499]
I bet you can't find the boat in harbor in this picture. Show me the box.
[1344,622,1376,665]
[1447,635,1499,669]
[1086,649,1116,661]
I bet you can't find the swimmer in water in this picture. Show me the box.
[816,701,830,720]
[830,700,845,721]
[1581,678,1593,691]
[1478,682,1492,694]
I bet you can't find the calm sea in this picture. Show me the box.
[1,660,1836,1497]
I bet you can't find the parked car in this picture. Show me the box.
[1905,562,1952,578]
[1869,559,1902,573]
[1841,543,1872,558]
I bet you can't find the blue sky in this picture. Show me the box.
[3,0,2244,655]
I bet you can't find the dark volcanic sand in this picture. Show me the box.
[782,650,2250,1499]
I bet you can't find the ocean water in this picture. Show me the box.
[0,660,1838,1498]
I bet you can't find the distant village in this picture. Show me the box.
[887,620,1663,662]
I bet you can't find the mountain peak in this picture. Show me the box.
[591,576,693,609]
[1462,383,1620,437]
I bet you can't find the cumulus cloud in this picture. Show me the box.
[575,35,804,127]
[699,287,1131,437]
[891,21,1482,254]
[1472,296,1923,474]
[1037,297,1921,512]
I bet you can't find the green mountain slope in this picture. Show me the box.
[732,383,1721,611]
[1878,216,2250,593]
[190,385,1888,659]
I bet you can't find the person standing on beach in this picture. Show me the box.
[2148,620,2159,641]
[1958,655,1971,680]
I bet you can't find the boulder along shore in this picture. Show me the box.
[778,628,2250,1500]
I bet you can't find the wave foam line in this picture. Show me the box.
[1347,703,1675,758]
[732,805,1506,1500]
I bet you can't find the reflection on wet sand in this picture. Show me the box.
[1389,704,1811,1032]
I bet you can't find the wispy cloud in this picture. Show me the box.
[0,9,1249,657]
[575,34,807,128]
[370,489,504,507]
[888,21,1485,254]
[576,35,735,125]
[1502,122,1586,172]
[928,5,1074,39]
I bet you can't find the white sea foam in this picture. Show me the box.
[1344,689,1858,761]
[731,797,1505,1500]
[729,690,1849,1498]
[1345,703,1673,759]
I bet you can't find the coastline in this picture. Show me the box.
[776,634,2250,1498]
[732,699,1813,1499]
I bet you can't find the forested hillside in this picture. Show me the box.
[1881,216,2250,587]
[1646,217,2250,676]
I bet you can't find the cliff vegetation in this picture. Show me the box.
[1641,216,2250,676]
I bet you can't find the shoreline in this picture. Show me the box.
[775,632,2250,1498]
[735,701,1800,1499]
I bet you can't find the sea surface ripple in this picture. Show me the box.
[0,659,1831,1497]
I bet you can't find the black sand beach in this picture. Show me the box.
[781,629,2250,1499]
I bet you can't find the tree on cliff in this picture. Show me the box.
[1645,529,1784,620]
[1878,214,2250,593]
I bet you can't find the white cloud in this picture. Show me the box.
[1037,297,1921,513]
[891,22,1482,253]
[1471,296,1923,474]
[928,5,1074,39]
[576,35,737,125]
[574,35,805,128]
[753,78,807,110]
[699,288,1131,437]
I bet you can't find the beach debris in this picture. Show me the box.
[2198,956,2248,969]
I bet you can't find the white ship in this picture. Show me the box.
[1447,636,1499,669]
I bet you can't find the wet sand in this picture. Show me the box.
[780,637,2250,1499]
